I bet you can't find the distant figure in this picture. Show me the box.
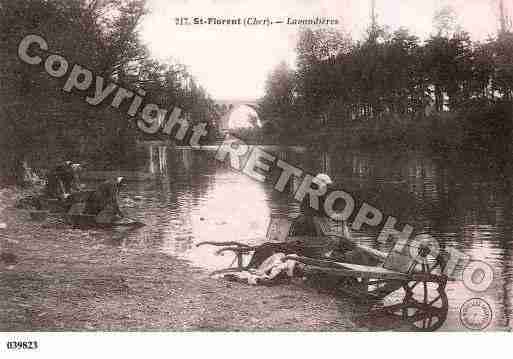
[15,159,40,187]
[292,173,334,237]
[68,163,82,192]
[45,161,73,200]
[45,161,82,199]
[84,177,125,222]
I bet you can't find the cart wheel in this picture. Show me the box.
[399,252,449,331]
[399,282,449,331]
[353,282,448,331]
[354,248,449,331]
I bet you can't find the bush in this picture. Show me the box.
[459,99,513,152]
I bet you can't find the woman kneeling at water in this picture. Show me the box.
[292,173,335,237]
[45,161,82,200]
[83,177,125,223]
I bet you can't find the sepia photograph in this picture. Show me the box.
[0,0,512,355]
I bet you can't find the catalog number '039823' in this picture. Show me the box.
[6,341,38,350]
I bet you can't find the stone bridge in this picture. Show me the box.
[214,98,260,132]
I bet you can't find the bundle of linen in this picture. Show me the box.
[221,253,300,285]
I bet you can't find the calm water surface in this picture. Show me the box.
[86,144,513,331]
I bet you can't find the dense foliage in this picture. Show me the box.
[260,8,513,146]
[0,0,219,183]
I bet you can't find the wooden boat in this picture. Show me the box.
[65,214,145,229]
[23,192,144,229]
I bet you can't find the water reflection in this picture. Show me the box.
[99,144,512,331]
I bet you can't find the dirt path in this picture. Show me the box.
[0,187,358,331]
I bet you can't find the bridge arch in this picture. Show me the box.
[215,99,261,133]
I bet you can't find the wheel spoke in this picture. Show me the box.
[423,281,428,304]
[408,281,419,291]
[429,260,439,273]
[402,307,408,320]
[408,310,438,323]
[428,295,441,306]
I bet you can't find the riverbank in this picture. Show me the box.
[233,101,513,153]
[0,187,357,331]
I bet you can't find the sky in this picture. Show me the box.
[140,0,512,101]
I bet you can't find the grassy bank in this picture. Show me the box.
[0,186,357,331]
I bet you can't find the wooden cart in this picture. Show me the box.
[198,216,449,331]
[285,250,449,331]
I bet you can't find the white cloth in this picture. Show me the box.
[225,253,298,285]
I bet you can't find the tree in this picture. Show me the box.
[492,32,513,99]
[0,0,218,182]
[259,61,297,132]
[258,2,513,143]
[384,28,423,115]
[294,28,351,127]
[433,5,458,37]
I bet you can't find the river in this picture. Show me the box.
[68,143,513,331]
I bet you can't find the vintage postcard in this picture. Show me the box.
[0,0,512,356]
